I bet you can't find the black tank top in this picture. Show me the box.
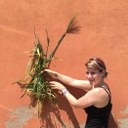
[84,86,112,128]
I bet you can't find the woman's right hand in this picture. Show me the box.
[43,69,58,79]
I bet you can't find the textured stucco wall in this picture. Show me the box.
[0,0,128,128]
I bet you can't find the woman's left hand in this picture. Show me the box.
[50,81,65,92]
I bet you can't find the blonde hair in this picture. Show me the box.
[85,57,108,78]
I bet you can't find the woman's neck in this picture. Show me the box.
[94,81,104,88]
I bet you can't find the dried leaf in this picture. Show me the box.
[20,89,27,98]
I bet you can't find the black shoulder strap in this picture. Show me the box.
[100,85,111,102]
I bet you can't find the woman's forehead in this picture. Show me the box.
[86,67,99,72]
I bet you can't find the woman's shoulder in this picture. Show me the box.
[91,87,110,108]
[93,86,110,97]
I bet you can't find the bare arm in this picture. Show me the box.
[50,81,106,109]
[44,69,92,91]
[64,89,97,108]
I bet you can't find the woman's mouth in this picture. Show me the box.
[89,79,95,85]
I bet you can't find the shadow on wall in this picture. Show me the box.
[39,99,66,128]
[109,113,119,128]
[37,78,80,128]
[39,85,119,128]
[39,95,80,128]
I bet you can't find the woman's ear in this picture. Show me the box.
[102,70,107,78]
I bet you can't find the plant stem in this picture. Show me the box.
[47,33,66,67]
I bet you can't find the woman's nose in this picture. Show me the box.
[87,73,93,79]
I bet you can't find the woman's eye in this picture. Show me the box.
[86,72,89,75]
[86,72,96,75]
[91,72,96,75]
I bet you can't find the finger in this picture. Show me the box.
[58,90,62,94]
[51,85,58,90]
[50,81,57,84]
[39,70,47,75]
[49,82,56,87]
[44,69,50,73]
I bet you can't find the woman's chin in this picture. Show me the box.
[89,80,95,85]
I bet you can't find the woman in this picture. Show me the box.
[44,57,112,128]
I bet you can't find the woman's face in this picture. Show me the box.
[86,67,104,86]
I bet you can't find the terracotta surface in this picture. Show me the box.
[0,0,128,128]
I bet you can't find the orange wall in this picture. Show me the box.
[0,0,128,128]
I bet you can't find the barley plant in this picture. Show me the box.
[14,16,80,118]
